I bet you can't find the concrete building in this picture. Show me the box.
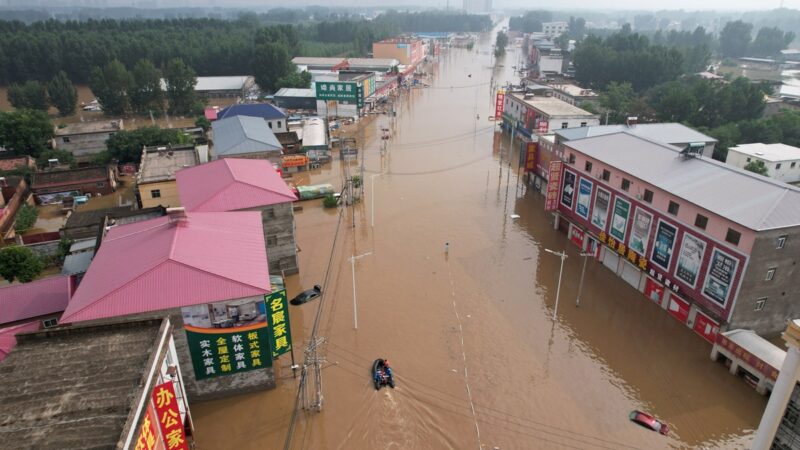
[161,75,256,99]
[274,88,317,111]
[555,123,718,159]
[60,209,275,402]
[137,144,201,209]
[725,143,800,184]
[217,103,288,134]
[53,120,123,162]
[210,115,284,163]
[31,166,117,201]
[549,84,599,107]
[0,317,194,449]
[291,57,399,74]
[372,38,425,66]
[177,158,299,275]
[550,131,800,338]
[502,91,599,137]
[61,205,166,240]
[542,21,569,37]
[291,57,346,71]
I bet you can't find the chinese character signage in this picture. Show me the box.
[651,219,677,271]
[545,161,563,211]
[568,223,585,249]
[560,169,576,210]
[628,207,653,256]
[525,142,537,172]
[591,187,610,231]
[265,289,293,358]
[575,178,593,220]
[281,155,308,168]
[609,196,630,241]
[134,406,158,450]
[717,334,779,380]
[182,298,272,380]
[495,90,505,120]
[315,81,359,103]
[152,382,189,450]
[675,233,706,289]
[702,248,739,306]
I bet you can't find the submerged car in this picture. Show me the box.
[290,285,322,305]
[629,410,669,435]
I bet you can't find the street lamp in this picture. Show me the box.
[350,252,372,329]
[575,251,594,307]
[544,248,567,321]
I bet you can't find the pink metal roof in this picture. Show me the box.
[0,275,73,325]
[0,321,40,362]
[205,107,218,121]
[176,158,297,212]
[60,211,270,324]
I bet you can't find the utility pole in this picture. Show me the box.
[575,251,593,307]
[544,249,567,321]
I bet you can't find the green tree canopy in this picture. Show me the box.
[0,109,53,157]
[743,160,769,176]
[276,70,311,90]
[7,81,48,111]
[47,71,78,117]
[163,58,197,116]
[37,148,77,169]
[252,43,293,93]
[13,204,39,233]
[130,59,164,116]
[106,126,190,163]
[719,21,753,58]
[0,246,44,283]
[750,26,796,57]
[90,59,132,116]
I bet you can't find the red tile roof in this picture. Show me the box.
[0,275,73,325]
[176,158,296,212]
[0,321,40,362]
[60,211,270,324]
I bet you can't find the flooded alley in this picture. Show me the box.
[191,26,766,450]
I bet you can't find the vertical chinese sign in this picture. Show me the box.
[182,298,272,381]
[495,90,505,120]
[134,407,158,450]
[544,161,562,211]
[525,142,537,172]
[265,290,293,358]
[152,382,189,450]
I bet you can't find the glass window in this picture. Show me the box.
[668,201,680,215]
[643,189,653,203]
[585,161,592,172]
[792,162,797,168]
[726,228,741,246]
[778,236,787,249]
[601,169,610,181]
[62,136,70,143]
[42,318,58,328]
[151,189,161,199]
[580,122,587,127]
[621,178,630,191]
[777,163,782,170]
[695,214,708,230]
[755,298,767,311]
[568,153,576,164]
[766,268,776,281]
[561,122,568,129]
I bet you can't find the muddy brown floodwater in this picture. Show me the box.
[191,25,767,450]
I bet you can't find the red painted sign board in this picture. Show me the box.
[569,224,585,249]
[525,142,537,172]
[495,91,505,120]
[545,161,563,211]
[152,382,189,450]
[693,311,719,344]
[668,295,690,324]
[716,334,780,380]
[644,277,665,304]
[134,406,159,450]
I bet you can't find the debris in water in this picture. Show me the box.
[510,214,520,219]
[451,369,458,373]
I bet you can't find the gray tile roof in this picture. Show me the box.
[211,115,283,157]
[566,132,800,231]
[556,123,717,146]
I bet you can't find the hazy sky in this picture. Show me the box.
[495,0,797,10]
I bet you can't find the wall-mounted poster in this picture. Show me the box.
[591,187,611,231]
[628,207,653,256]
[576,178,593,220]
[609,196,630,241]
[675,233,706,288]
[561,170,576,210]
[651,220,677,271]
[702,248,739,306]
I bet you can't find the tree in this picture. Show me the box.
[599,82,635,124]
[90,59,132,116]
[7,81,48,111]
[48,71,78,117]
[750,27,796,57]
[0,109,53,157]
[276,71,311,90]
[13,204,39,233]
[195,116,211,132]
[106,127,190,163]
[650,81,697,123]
[744,160,769,176]
[494,31,509,58]
[163,58,197,116]
[37,149,76,169]
[130,59,164,116]
[0,246,44,283]
[719,21,752,58]
[252,43,293,93]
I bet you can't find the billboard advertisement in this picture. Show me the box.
[545,161,562,211]
[152,382,189,450]
[628,207,653,256]
[702,248,739,306]
[609,196,630,241]
[560,170,576,210]
[651,219,677,271]
[675,232,706,289]
[591,187,611,231]
[575,178,593,220]
[134,406,158,450]
[265,289,293,358]
[315,81,358,102]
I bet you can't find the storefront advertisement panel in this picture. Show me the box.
[651,219,677,271]
[544,161,562,211]
[692,311,719,344]
[702,247,740,307]
[668,295,690,324]
[628,207,653,257]
[576,177,593,220]
[560,169,576,210]
[568,223,585,249]
[590,187,611,232]
[609,196,630,241]
[675,232,706,289]
[644,277,665,304]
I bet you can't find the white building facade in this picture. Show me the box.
[725,143,800,184]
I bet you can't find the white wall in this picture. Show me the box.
[726,150,800,183]
[546,116,600,133]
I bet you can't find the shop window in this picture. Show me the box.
[561,122,568,129]
[766,268,776,281]
[584,161,592,172]
[601,169,610,181]
[568,153,576,164]
[643,189,653,203]
[695,214,708,230]
[151,189,161,199]
[777,236,787,249]
[755,298,767,311]
[668,201,680,216]
[621,178,630,191]
[726,228,741,246]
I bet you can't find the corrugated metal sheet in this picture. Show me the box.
[211,115,283,157]
[0,275,72,325]
[555,123,717,145]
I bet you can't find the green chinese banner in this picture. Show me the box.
[315,81,358,102]
[265,290,293,358]
[185,323,272,380]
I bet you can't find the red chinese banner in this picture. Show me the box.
[716,334,780,380]
[152,382,189,450]
[525,142,537,172]
[568,223,585,249]
[693,311,719,344]
[644,277,665,304]
[544,161,563,211]
[495,91,505,120]
[134,406,158,450]
[668,296,690,324]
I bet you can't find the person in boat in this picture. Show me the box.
[383,360,393,381]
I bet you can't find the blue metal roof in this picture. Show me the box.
[218,103,288,121]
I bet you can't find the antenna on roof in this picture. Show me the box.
[680,142,705,159]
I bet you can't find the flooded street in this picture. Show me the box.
[192,27,766,450]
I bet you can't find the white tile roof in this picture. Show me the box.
[729,143,800,162]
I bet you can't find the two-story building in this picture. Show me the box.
[31,166,117,201]
[550,131,800,339]
[726,143,800,184]
[136,144,201,209]
[501,91,599,145]
[217,103,288,134]
[372,38,425,66]
[53,120,123,162]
